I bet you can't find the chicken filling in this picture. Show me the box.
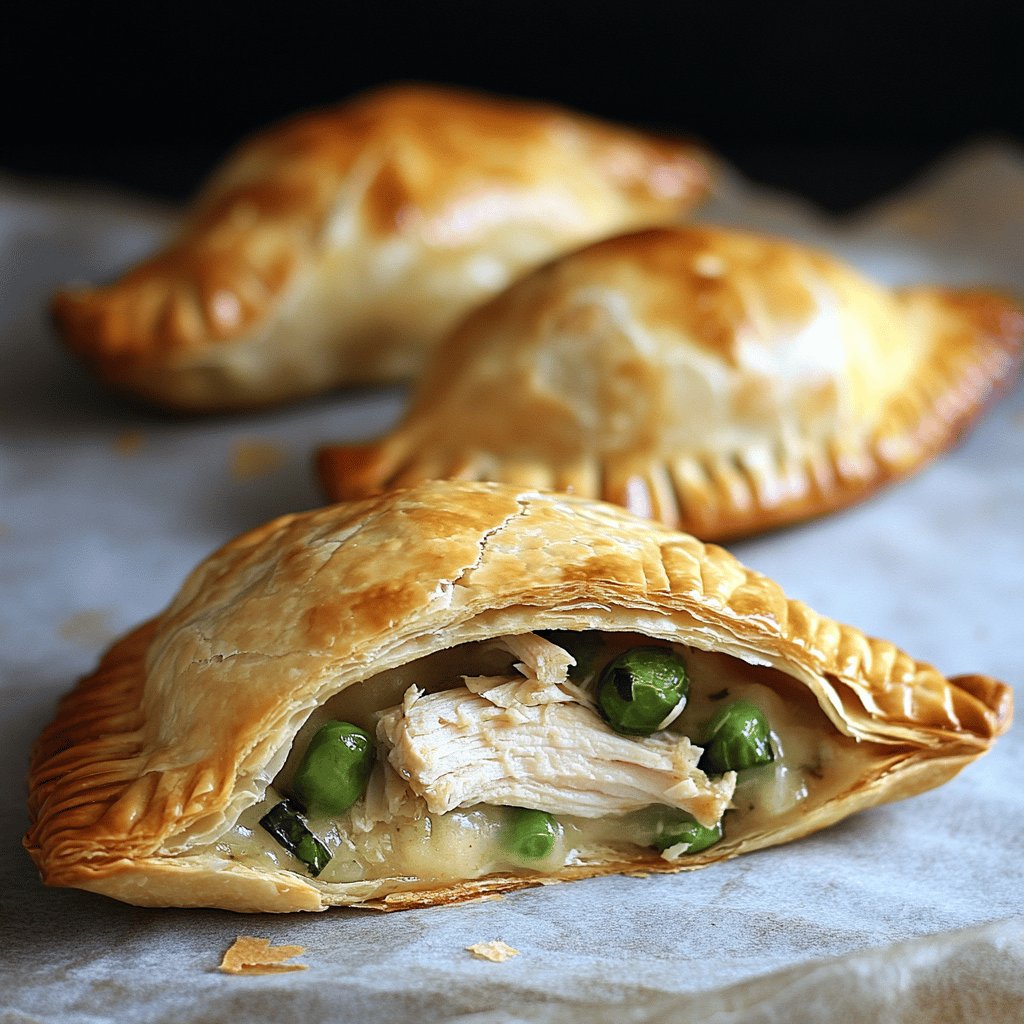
[213,631,860,886]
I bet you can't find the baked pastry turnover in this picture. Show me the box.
[25,482,1010,913]
[318,226,1023,540]
[51,85,710,411]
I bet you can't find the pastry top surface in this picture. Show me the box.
[318,226,1023,538]
[50,84,710,407]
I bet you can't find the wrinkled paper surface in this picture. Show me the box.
[1,143,1022,1023]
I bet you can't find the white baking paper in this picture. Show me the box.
[1,142,1021,1023]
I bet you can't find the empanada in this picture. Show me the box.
[318,227,1023,540]
[51,85,709,411]
[25,482,1010,913]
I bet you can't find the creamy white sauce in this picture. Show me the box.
[212,633,869,884]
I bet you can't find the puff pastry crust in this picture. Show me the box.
[25,482,1010,913]
[51,85,709,411]
[318,226,1023,540]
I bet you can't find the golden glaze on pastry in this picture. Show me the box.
[51,85,710,411]
[25,482,1010,913]
[318,227,1023,540]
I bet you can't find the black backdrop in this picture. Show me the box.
[4,2,1022,211]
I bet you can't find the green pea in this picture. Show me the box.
[597,647,689,736]
[259,799,332,876]
[292,720,374,817]
[502,808,561,861]
[701,700,774,773]
[651,810,722,854]
[536,629,603,682]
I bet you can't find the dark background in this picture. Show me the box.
[3,2,1022,212]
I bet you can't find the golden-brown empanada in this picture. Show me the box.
[52,85,710,411]
[318,227,1022,540]
[25,482,1010,913]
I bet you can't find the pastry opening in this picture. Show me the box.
[206,631,873,893]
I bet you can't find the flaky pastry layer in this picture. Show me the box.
[25,482,1011,912]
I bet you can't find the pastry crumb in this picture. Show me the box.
[219,936,308,975]
[231,440,286,481]
[113,430,145,456]
[466,940,520,963]
[58,609,115,648]
[660,842,690,861]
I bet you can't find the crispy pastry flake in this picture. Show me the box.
[318,227,1023,540]
[219,936,308,975]
[52,86,709,411]
[466,940,520,963]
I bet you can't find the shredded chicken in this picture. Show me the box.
[377,685,735,827]
[496,633,575,684]
[350,757,423,833]
[470,632,597,710]
[463,672,575,708]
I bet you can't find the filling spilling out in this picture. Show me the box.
[215,632,866,888]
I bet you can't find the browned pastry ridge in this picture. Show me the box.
[318,226,1023,541]
[51,85,710,411]
[25,482,1011,913]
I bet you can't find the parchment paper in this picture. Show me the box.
[1,142,1021,1023]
